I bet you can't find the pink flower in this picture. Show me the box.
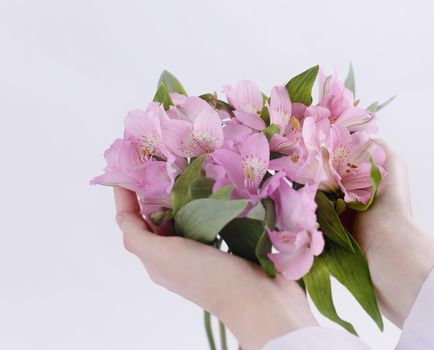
[168,95,214,122]
[317,70,377,133]
[211,132,283,200]
[90,139,148,192]
[291,116,386,204]
[267,180,324,280]
[221,118,253,153]
[322,130,387,204]
[318,70,354,118]
[161,102,224,158]
[124,108,169,161]
[136,161,173,216]
[273,180,319,231]
[223,80,266,130]
[90,140,173,215]
[269,117,328,186]
[123,106,186,187]
[268,86,292,134]
[267,228,324,280]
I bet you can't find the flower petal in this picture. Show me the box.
[177,96,213,122]
[161,118,193,157]
[224,80,263,113]
[268,248,314,280]
[234,110,266,130]
[310,229,325,256]
[193,108,224,150]
[240,133,270,192]
[212,149,245,191]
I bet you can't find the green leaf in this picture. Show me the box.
[323,236,384,331]
[149,210,173,226]
[175,199,248,243]
[366,101,379,112]
[189,177,215,199]
[255,231,276,277]
[285,65,319,106]
[366,96,396,112]
[316,191,355,252]
[375,95,396,112]
[171,156,206,214]
[297,278,306,292]
[158,70,187,96]
[209,185,234,200]
[263,124,280,141]
[335,198,347,215]
[304,256,357,335]
[260,105,270,125]
[219,218,264,262]
[348,159,382,211]
[246,202,266,221]
[262,198,276,229]
[344,63,356,96]
[255,199,277,277]
[153,83,173,110]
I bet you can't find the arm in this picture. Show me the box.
[114,187,318,350]
[345,143,434,328]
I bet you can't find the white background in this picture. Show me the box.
[1,0,434,349]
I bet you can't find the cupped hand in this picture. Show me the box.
[345,141,434,327]
[113,187,318,350]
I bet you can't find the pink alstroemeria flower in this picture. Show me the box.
[221,118,253,153]
[91,140,173,215]
[168,94,213,122]
[161,101,224,158]
[223,80,266,130]
[136,161,173,216]
[265,86,304,156]
[123,106,186,188]
[301,116,387,204]
[269,117,328,186]
[268,86,293,134]
[267,180,324,280]
[212,132,284,200]
[323,130,386,204]
[124,107,168,161]
[90,138,148,192]
[317,70,377,133]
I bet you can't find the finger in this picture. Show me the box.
[113,186,141,214]
[113,187,156,256]
[373,139,412,215]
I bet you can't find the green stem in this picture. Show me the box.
[204,310,217,350]
[218,320,228,350]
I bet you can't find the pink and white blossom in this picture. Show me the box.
[267,180,324,280]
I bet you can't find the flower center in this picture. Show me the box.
[331,145,350,174]
[138,133,166,160]
[245,104,259,114]
[181,131,221,157]
[241,155,267,193]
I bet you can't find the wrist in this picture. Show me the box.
[364,219,434,327]
[217,277,318,350]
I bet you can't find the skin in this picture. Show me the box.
[344,142,434,327]
[113,142,434,349]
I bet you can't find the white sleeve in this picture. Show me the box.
[263,326,371,350]
[396,268,434,349]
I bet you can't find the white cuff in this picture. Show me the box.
[263,326,371,350]
[396,268,434,349]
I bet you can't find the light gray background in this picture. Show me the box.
[1,0,433,349]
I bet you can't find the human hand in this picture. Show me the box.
[113,187,318,350]
[345,142,434,327]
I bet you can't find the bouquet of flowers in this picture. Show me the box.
[92,65,394,341]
